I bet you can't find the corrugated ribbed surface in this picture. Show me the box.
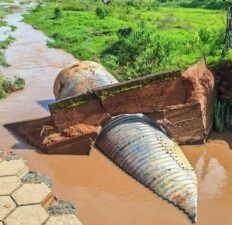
[54,61,118,100]
[96,114,197,222]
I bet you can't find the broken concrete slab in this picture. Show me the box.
[6,116,96,155]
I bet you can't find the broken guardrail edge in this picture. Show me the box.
[49,69,181,113]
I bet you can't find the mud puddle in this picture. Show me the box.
[0,10,232,225]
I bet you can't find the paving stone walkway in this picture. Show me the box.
[0,151,83,225]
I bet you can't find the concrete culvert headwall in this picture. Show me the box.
[95,114,197,222]
[54,61,118,100]
[53,61,197,221]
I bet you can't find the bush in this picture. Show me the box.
[0,75,25,100]
[198,27,225,56]
[95,7,106,19]
[53,8,62,19]
[102,22,172,80]
[0,75,7,99]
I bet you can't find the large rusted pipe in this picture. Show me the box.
[54,61,118,100]
[96,114,197,222]
[53,61,197,222]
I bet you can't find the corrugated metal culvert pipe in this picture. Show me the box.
[96,114,197,222]
[53,61,197,222]
[54,61,118,100]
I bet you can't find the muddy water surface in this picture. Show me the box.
[0,11,232,225]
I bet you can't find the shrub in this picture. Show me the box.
[0,75,25,100]
[53,8,62,19]
[198,27,225,56]
[102,22,172,79]
[0,75,7,99]
[95,7,106,19]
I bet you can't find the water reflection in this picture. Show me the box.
[196,151,226,199]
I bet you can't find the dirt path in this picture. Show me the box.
[0,9,232,225]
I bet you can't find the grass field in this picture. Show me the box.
[24,0,230,80]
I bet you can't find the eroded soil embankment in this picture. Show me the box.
[0,10,232,225]
[215,61,232,102]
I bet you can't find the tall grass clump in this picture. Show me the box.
[214,100,232,132]
[95,7,106,19]
[0,75,25,100]
[198,27,225,57]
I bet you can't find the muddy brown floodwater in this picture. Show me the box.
[0,11,232,225]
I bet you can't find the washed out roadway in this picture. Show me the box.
[0,10,232,225]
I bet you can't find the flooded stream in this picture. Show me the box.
[0,10,232,225]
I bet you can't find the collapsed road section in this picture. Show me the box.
[7,58,215,154]
[4,59,215,222]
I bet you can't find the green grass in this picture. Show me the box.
[0,4,19,99]
[214,100,232,132]
[0,75,25,99]
[23,0,228,80]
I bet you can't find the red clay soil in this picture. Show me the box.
[100,78,188,115]
[52,100,109,131]
[154,59,215,144]
[214,61,232,102]
[6,117,98,154]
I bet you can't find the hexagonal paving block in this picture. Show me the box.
[0,160,28,177]
[4,205,49,225]
[0,196,16,220]
[45,214,83,225]
[0,176,22,196]
[11,183,52,206]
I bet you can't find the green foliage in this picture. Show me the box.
[3,77,25,94]
[179,0,232,10]
[0,75,25,100]
[0,75,7,99]
[53,8,62,19]
[198,27,225,56]
[95,7,106,19]
[0,5,15,67]
[214,100,232,132]
[24,0,227,80]
[102,23,171,79]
